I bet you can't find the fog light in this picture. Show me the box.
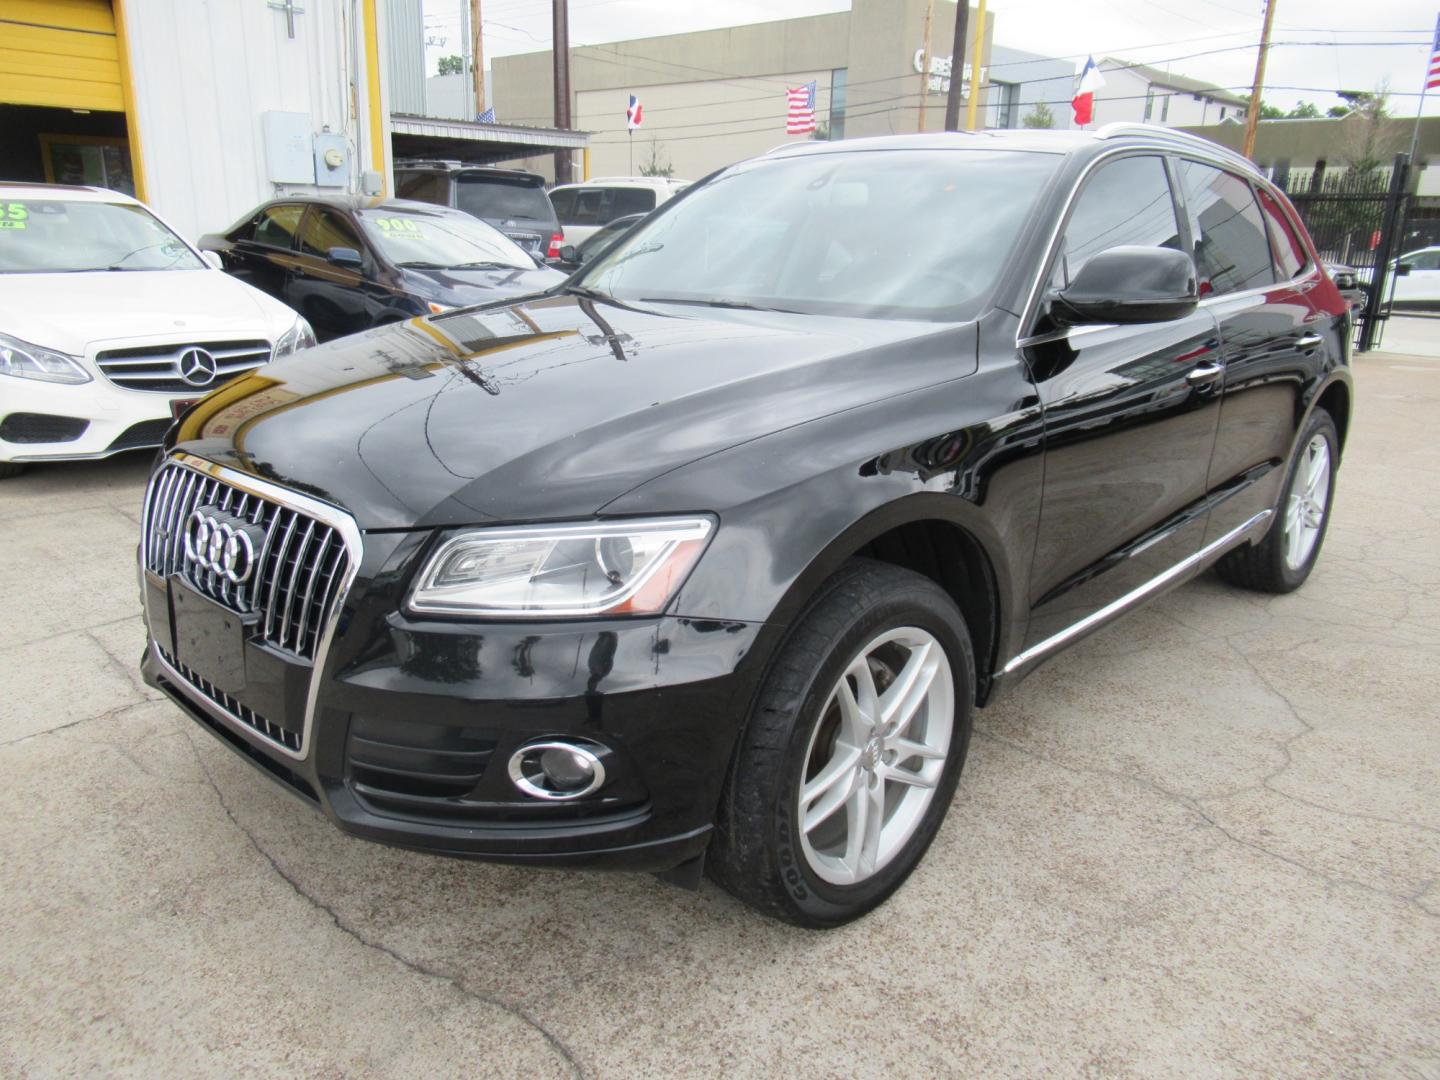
[508,740,606,800]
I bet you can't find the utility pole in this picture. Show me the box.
[917,0,934,133]
[553,0,573,183]
[1241,0,1276,160]
[964,0,986,131]
[470,0,485,118]
[943,1,970,131]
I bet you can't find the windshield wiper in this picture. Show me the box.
[395,260,448,269]
[560,283,613,302]
[640,296,799,314]
[451,261,525,270]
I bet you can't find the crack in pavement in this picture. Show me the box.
[975,730,1437,918]
[182,732,587,1080]
[0,615,141,656]
[0,700,152,750]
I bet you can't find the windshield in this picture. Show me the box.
[357,210,535,270]
[579,149,1060,320]
[0,198,204,273]
[455,176,553,223]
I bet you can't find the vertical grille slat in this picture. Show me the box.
[141,461,352,664]
[280,521,317,651]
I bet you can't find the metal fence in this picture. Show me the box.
[1275,153,1411,351]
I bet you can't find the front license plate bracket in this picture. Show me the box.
[170,579,253,696]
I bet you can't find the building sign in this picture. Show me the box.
[912,50,986,96]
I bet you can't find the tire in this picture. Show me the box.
[0,462,26,479]
[708,560,975,928]
[1215,407,1338,594]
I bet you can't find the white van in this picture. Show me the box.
[548,177,689,245]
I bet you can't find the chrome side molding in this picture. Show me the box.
[1003,509,1273,675]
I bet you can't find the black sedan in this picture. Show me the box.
[199,196,564,341]
[140,129,1350,927]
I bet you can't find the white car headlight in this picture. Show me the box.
[408,518,714,618]
[0,333,91,384]
[271,316,316,360]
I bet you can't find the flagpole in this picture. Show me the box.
[1410,13,1439,165]
[629,128,633,174]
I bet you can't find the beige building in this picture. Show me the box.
[492,0,1001,181]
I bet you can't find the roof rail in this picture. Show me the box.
[1092,123,1258,174]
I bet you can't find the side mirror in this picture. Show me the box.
[559,244,579,264]
[201,250,224,270]
[327,246,363,269]
[1052,246,1199,326]
[1395,263,1413,277]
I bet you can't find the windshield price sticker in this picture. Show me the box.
[0,203,28,230]
[375,217,421,233]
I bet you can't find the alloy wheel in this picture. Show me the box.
[797,627,954,886]
[1283,433,1331,571]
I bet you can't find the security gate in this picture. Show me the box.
[1278,152,1411,352]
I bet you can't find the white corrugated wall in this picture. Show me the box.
[120,0,389,242]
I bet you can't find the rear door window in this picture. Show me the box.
[252,205,305,249]
[456,175,552,222]
[1255,186,1307,280]
[611,188,656,217]
[1176,160,1276,296]
[558,188,611,226]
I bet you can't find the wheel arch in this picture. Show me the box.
[761,495,1013,706]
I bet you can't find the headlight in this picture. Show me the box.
[408,517,714,618]
[271,315,316,360]
[0,333,91,384]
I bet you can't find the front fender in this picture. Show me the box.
[604,362,1046,669]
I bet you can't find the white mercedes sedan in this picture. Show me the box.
[0,183,313,478]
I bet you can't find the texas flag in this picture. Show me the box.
[626,94,644,130]
[1072,56,1105,126]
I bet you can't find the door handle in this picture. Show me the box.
[1296,333,1324,349]
[1185,361,1224,387]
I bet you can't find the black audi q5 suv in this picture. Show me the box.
[138,127,1351,927]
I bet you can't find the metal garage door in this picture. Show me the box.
[0,0,123,112]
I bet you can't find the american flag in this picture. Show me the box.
[786,82,817,135]
[1428,14,1440,90]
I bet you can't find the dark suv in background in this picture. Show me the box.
[137,126,1350,928]
[394,160,563,261]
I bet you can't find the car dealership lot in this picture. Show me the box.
[1,341,1437,1077]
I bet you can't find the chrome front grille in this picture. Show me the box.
[142,459,352,662]
[97,340,270,393]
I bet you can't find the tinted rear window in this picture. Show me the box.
[456,176,553,222]
[395,172,450,206]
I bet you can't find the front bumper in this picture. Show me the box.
[0,373,188,462]
[140,522,770,873]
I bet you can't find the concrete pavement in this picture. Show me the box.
[1,348,1437,1078]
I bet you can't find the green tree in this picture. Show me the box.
[1239,94,1284,120]
[437,54,464,76]
[639,138,674,177]
[1021,101,1055,129]
[1287,101,1322,119]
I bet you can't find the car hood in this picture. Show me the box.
[400,264,567,305]
[0,268,293,352]
[172,294,977,530]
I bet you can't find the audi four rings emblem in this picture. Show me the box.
[178,347,218,387]
[184,507,260,584]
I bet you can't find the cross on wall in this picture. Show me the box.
[267,0,305,39]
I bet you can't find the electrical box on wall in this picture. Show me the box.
[312,132,350,188]
[262,111,315,184]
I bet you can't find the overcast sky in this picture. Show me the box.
[422,0,1438,117]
